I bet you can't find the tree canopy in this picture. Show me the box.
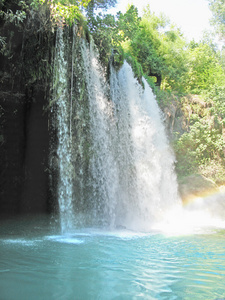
[209,0,225,39]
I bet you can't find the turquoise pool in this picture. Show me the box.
[0,216,225,300]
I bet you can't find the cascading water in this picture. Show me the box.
[81,40,119,228]
[110,63,180,230]
[53,29,181,232]
[53,28,74,233]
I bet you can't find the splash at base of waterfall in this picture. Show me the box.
[153,186,225,235]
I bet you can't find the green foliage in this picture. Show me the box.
[209,0,225,40]
[87,12,118,66]
[111,45,124,70]
[114,6,190,92]
[0,2,26,25]
[207,84,225,120]
[118,6,163,78]
[173,91,225,181]
[0,1,28,55]
[29,0,91,25]
[50,2,81,25]
[116,5,140,41]
[184,42,225,94]
[0,36,6,52]
[86,0,117,17]
[158,26,188,92]
[166,4,225,181]
[174,117,225,177]
[129,22,163,74]
[124,53,143,83]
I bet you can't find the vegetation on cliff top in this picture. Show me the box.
[1,0,225,184]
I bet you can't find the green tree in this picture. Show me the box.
[185,42,225,94]
[115,6,165,86]
[86,0,117,17]
[88,12,118,66]
[158,25,188,92]
[118,6,188,91]
[209,0,225,39]
[116,5,140,41]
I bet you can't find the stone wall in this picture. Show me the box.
[0,4,55,215]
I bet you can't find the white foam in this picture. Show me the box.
[45,235,84,244]
[2,239,38,246]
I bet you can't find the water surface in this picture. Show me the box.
[0,216,225,300]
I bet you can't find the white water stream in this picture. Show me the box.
[53,28,74,233]
[109,63,180,230]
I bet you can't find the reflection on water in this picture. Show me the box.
[0,215,225,300]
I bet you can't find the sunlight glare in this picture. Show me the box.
[153,204,225,236]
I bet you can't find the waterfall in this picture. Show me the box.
[53,28,74,233]
[53,29,181,233]
[110,64,180,230]
[81,40,119,228]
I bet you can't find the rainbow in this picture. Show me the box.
[181,185,225,207]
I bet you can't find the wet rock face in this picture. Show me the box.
[0,6,55,215]
[0,92,26,214]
